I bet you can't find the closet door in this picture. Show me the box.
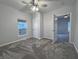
[32,12,41,39]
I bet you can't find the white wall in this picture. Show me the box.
[71,0,78,51]
[0,4,32,45]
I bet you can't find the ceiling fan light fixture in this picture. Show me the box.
[64,15,68,18]
[36,7,39,11]
[31,6,36,11]
[31,6,39,12]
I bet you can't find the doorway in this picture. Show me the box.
[54,14,71,43]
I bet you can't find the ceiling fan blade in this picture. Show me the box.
[20,5,32,12]
[31,0,39,5]
[22,1,28,5]
[21,1,32,6]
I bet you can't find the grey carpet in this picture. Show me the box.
[0,38,77,59]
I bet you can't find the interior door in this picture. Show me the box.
[32,12,41,39]
[54,14,70,43]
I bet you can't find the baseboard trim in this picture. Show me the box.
[42,38,53,40]
[0,37,32,47]
[71,42,78,53]
[73,43,78,53]
[32,37,42,40]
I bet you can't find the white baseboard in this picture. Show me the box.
[73,43,78,53]
[71,42,78,53]
[0,40,23,47]
[0,37,31,47]
[33,37,42,40]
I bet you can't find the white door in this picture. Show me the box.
[32,12,41,39]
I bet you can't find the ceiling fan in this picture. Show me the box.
[21,0,48,12]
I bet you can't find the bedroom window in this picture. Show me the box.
[18,20,28,35]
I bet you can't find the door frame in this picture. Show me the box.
[53,13,72,43]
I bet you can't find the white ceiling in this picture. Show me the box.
[0,0,76,13]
